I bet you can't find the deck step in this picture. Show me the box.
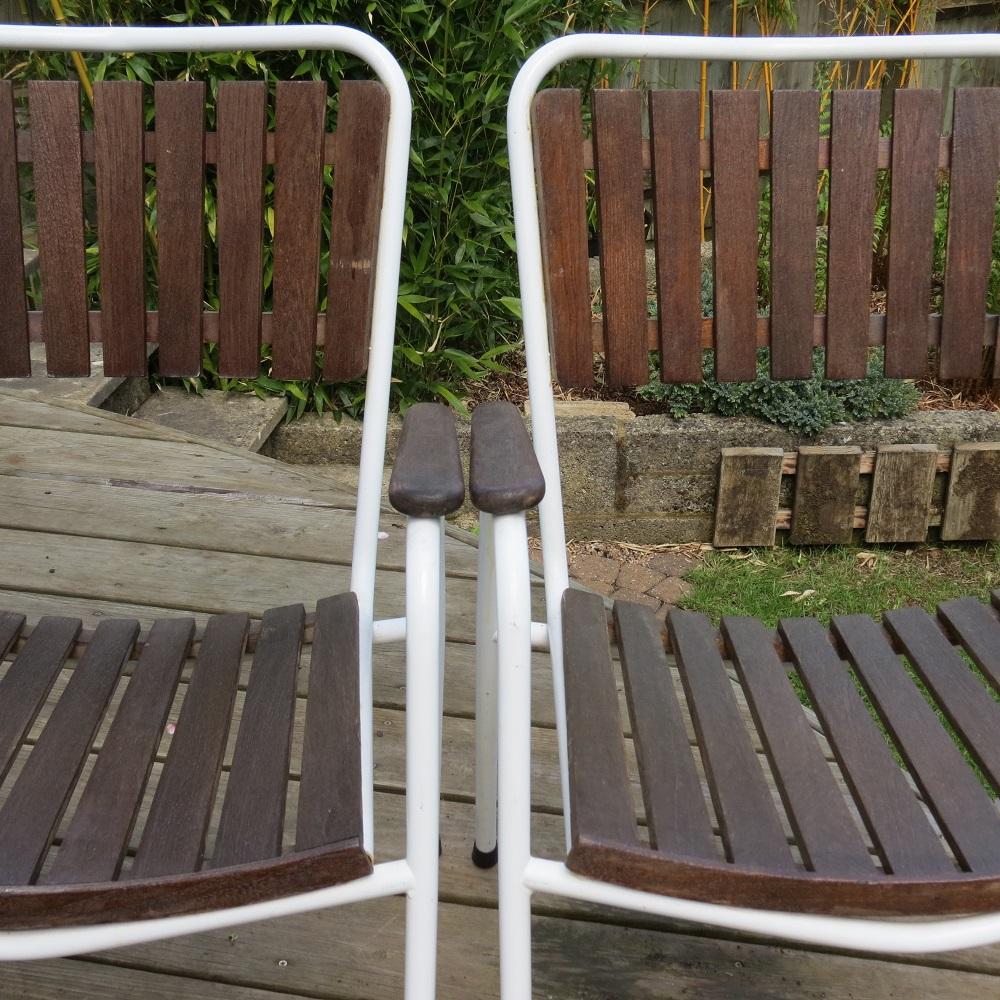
[0,343,144,410]
[135,386,288,453]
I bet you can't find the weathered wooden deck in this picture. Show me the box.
[1,388,999,999]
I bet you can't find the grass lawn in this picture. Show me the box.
[679,541,1000,792]
[679,542,1000,626]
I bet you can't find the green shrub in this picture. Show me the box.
[635,348,919,435]
[12,0,634,417]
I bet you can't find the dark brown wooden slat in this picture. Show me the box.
[710,89,759,382]
[668,610,793,870]
[532,90,592,388]
[865,444,938,543]
[769,90,819,380]
[832,614,1000,872]
[0,847,372,928]
[131,612,248,879]
[563,589,641,852]
[779,617,950,876]
[94,81,146,377]
[43,618,195,885]
[0,611,24,659]
[649,90,702,384]
[941,442,1000,541]
[885,606,1000,792]
[713,448,784,548]
[212,604,304,867]
[271,81,326,380]
[721,617,873,876]
[825,90,879,379]
[323,80,389,382]
[298,593,362,851]
[940,88,1000,380]
[0,81,29,377]
[0,616,78,783]
[0,618,137,885]
[27,81,89,376]
[885,89,942,378]
[593,88,647,388]
[154,81,205,377]
[615,600,715,860]
[938,596,1000,693]
[216,81,266,378]
[789,446,861,545]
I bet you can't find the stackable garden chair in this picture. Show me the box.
[0,24,461,999]
[470,32,1000,998]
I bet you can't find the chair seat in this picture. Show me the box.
[0,593,371,928]
[562,587,1000,916]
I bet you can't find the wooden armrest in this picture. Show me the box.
[388,403,465,517]
[469,401,545,515]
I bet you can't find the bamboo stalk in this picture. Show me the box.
[48,0,94,105]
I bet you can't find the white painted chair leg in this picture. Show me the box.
[403,516,443,1000]
[473,512,499,868]
[494,513,535,999]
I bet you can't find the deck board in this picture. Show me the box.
[0,396,998,997]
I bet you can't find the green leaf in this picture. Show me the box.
[499,296,522,319]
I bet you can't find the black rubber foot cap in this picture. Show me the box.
[472,843,498,869]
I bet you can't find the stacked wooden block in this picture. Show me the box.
[714,443,1000,547]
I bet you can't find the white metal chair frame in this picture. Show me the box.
[476,31,1000,1000]
[0,23,442,999]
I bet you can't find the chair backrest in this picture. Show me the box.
[508,33,1000,728]
[532,82,1000,390]
[0,74,390,382]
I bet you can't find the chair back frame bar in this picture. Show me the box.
[0,22,413,856]
[507,31,1000,852]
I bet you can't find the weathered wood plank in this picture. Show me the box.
[93,81,146,376]
[709,90,759,382]
[216,82,266,378]
[0,391,199,440]
[0,426,355,504]
[0,81,29,377]
[769,89,819,380]
[0,527,542,643]
[649,90,702,384]
[866,444,939,543]
[323,81,390,382]
[789,446,861,545]
[940,89,1000,380]
[27,81,89,376]
[826,90,880,379]
[941,443,1000,541]
[714,448,784,547]
[592,88,648,387]
[271,81,326,380]
[885,89,942,379]
[0,475,485,576]
[563,589,641,851]
[154,81,206,377]
[532,90,592,388]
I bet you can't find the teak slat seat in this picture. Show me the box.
[0,25,455,998]
[473,32,1000,1000]
[0,599,370,927]
[563,591,1000,915]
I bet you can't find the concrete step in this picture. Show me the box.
[135,385,288,452]
[0,342,149,412]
